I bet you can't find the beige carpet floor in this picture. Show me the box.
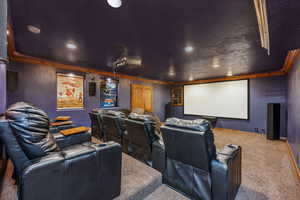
[1,128,300,200]
[214,128,300,200]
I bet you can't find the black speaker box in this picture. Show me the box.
[6,71,18,92]
[267,103,280,140]
[89,82,96,96]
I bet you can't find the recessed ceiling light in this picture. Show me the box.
[212,57,220,68]
[169,71,175,77]
[185,45,194,53]
[107,0,122,8]
[188,76,194,81]
[66,42,77,50]
[27,25,41,34]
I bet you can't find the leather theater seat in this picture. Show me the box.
[161,117,241,200]
[0,102,122,200]
[124,113,164,171]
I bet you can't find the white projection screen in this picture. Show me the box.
[184,80,248,119]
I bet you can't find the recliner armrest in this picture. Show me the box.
[53,130,92,148]
[211,145,241,200]
[49,124,77,134]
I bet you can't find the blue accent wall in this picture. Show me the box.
[287,55,300,170]
[168,77,287,137]
[7,62,170,126]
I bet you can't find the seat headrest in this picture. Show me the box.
[128,113,155,123]
[104,110,126,118]
[92,108,106,114]
[5,102,60,159]
[165,117,212,132]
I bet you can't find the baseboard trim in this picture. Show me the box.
[286,141,300,184]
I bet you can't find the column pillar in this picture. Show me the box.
[0,0,7,113]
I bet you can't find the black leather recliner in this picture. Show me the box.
[124,113,164,169]
[161,118,241,200]
[102,111,126,144]
[89,112,104,139]
[0,102,122,200]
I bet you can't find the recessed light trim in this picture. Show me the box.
[188,76,194,81]
[185,45,194,53]
[66,42,77,50]
[27,25,41,34]
[107,0,122,8]
[227,71,233,76]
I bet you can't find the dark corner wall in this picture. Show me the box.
[0,63,6,113]
[0,0,7,114]
[287,55,300,170]
[7,62,170,126]
[168,76,287,137]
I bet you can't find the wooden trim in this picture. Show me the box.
[171,70,285,85]
[281,49,300,73]
[286,141,300,184]
[10,52,171,85]
[6,18,300,85]
[7,21,16,58]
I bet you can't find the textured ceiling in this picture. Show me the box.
[9,0,293,82]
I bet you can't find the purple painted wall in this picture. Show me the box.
[0,63,6,113]
[287,55,300,169]
[7,62,170,126]
[168,76,287,137]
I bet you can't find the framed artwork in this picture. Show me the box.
[57,73,84,110]
[100,78,119,108]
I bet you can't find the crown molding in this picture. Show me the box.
[7,22,299,86]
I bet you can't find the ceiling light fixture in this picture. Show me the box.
[27,25,41,34]
[185,45,194,53]
[188,75,194,81]
[6,30,9,35]
[66,42,77,50]
[212,57,220,68]
[107,0,122,8]
[227,71,233,76]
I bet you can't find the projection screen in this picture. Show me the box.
[184,80,248,119]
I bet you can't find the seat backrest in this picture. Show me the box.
[5,102,60,160]
[102,114,122,138]
[89,112,103,138]
[124,119,152,150]
[161,124,216,172]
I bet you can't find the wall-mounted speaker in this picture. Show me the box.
[89,82,96,96]
[6,70,18,92]
[267,103,280,140]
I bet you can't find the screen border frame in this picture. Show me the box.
[183,79,250,120]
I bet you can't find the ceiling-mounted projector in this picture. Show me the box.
[113,56,142,68]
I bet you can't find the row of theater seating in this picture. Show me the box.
[89,110,165,170]
[90,109,242,200]
[0,102,242,200]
